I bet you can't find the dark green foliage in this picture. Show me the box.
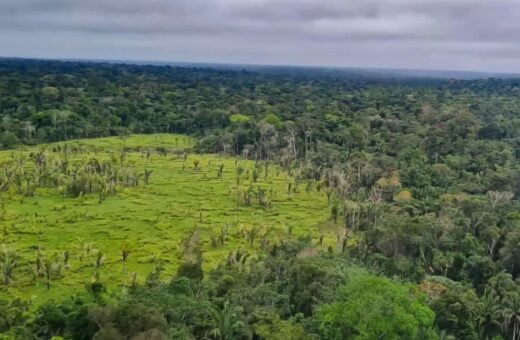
[3,58,520,338]
[112,303,168,338]
[176,261,204,281]
[0,299,30,335]
[32,302,68,338]
[29,298,98,340]
[430,283,482,339]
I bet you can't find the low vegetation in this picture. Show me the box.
[0,134,330,303]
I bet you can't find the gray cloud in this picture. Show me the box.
[0,0,519,73]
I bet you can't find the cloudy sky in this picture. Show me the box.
[1,0,519,73]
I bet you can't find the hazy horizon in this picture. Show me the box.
[4,55,520,79]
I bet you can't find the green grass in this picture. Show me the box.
[0,134,331,304]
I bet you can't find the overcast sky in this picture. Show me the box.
[1,0,519,73]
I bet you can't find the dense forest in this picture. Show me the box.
[2,58,520,339]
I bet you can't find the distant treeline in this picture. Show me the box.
[1,58,519,153]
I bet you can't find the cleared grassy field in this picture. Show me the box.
[0,134,330,303]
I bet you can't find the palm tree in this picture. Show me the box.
[477,289,503,339]
[77,238,95,262]
[30,150,46,186]
[143,168,153,186]
[43,257,52,290]
[120,243,131,274]
[0,244,17,286]
[42,254,61,290]
[243,226,260,246]
[487,272,515,300]
[503,292,520,340]
[500,231,520,277]
[235,166,244,186]
[120,243,131,263]
[217,164,224,179]
[94,251,105,270]
[63,250,70,269]
[226,249,250,268]
[208,301,244,340]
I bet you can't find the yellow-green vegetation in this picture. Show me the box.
[0,134,329,303]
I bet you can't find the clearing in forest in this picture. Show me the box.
[0,134,329,302]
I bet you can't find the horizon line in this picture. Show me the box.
[1,55,520,79]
